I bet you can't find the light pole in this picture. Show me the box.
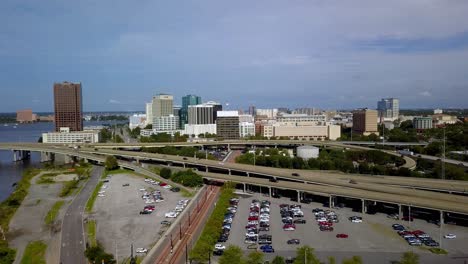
[442,126,446,180]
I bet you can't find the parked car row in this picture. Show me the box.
[215,198,240,256]
[392,224,440,247]
[144,178,174,190]
[280,204,305,232]
[313,208,339,232]
[165,199,189,218]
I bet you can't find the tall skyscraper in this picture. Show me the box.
[248,105,256,116]
[181,95,202,127]
[377,98,399,121]
[152,94,173,119]
[53,81,83,132]
[216,111,240,140]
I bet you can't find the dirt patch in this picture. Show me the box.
[54,173,78,182]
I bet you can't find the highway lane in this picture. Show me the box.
[60,166,103,264]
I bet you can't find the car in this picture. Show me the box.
[165,212,177,218]
[98,194,105,197]
[218,235,228,242]
[336,234,349,238]
[248,216,258,221]
[214,243,226,250]
[387,214,399,220]
[287,239,300,244]
[122,183,130,187]
[160,182,167,187]
[136,248,148,253]
[139,188,146,191]
[170,187,180,192]
[213,249,224,256]
[319,226,334,232]
[161,220,171,226]
[283,224,296,231]
[259,226,270,232]
[140,210,152,215]
[163,185,172,189]
[291,173,300,176]
[351,218,363,223]
[293,219,306,224]
[444,234,456,239]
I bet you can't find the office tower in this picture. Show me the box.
[152,94,173,118]
[352,109,378,136]
[181,95,202,127]
[188,104,215,125]
[206,101,222,121]
[216,111,240,140]
[54,81,83,132]
[377,98,399,120]
[146,102,153,125]
[248,105,256,116]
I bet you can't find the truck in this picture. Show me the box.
[398,149,414,156]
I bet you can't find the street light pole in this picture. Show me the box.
[442,126,446,180]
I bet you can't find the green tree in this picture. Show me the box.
[271,256,286,264]
[342,256,362,264]
[219,246,244,264]
[160,168,172,179]
[245,251,264,264]
[293,246,320,264]
[400,251,419,264]
[104,156,118,170]
[84,244,116,264]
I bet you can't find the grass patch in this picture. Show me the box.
[190,183,236,262]
[85,181,104,213]
[59,179,80,197]
[44,200,65,225]
[101,168,134,179]
[180,188,194,197]
[86,220,97,247]
[20,241,47,264]
[36,177,55,184]
[429,248,448,255]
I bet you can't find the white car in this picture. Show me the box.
[351,219,363,223]
[98,194,105,197]
[139,188,146,191]
[163,185,172,189]
[98,191,105,194]
[136,248,148,253]
[144,179,151,182]
[165,212,177,218]
[444,234,456,239]
[214,244,226,250]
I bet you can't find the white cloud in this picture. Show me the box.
[419,91,432,97]
[108,99,121,104]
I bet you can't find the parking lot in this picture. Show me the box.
[220,193,468,261]
[93,173,185,260]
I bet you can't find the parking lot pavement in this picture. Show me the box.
[93,173,184,261]
[223,194,468,261]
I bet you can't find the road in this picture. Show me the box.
[417,153,468,167]
[60,166,103,264]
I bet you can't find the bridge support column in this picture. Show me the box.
[297,191,301,202]
[40,152,53,163]
[243,183,246,193]
[13,150,30,162]
[205,166,208,173]
[398,204,402,220]
[228,169,231,175]
[183,163,186,168]
[268,187,271,197]
[361,199,367,214]
[246,172,249,177]
[440,211,444,227]
[329,195,334,208]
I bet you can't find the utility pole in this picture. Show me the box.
[442,126,446,180]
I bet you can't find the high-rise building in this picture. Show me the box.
[413,117,433,131]
[54,81,83,132]
[188,104,215,125]
[206,101,222,121]
[16,109,36,123]
[352,109,379,136]
[377,98,399,121]
[216,111,240,140]
[181,95,202,127]
[152,94,173,118]
[153,115,179,131]
[146,102,153,125]
[248,105,256,116]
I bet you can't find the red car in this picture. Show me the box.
[412,230,424,235]
[160,182,167,187]
[248,216,259,221]
[245,224,257,229]
[319,222,333,227]
[336,233,349,238]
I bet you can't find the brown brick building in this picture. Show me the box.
[352,109,379,136]
[54,82,83,132]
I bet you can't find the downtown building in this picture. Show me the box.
[180,95,202,127]
[216,111,240,140]
[54,81,83,132]
[352,109,379,136]
[377,98,399,121]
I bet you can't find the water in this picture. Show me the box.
[0,121,122,201]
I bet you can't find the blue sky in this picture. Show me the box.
[1,0,468,112]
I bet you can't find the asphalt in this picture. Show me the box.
[60,166,103,264]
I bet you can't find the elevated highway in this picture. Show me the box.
[1,143,467,217]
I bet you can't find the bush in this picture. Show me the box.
[105,156,118,170]
[160,168,172,179]
[84,243,116,264]
[170,169,203,187]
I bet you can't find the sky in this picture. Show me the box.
[1,0,468,112]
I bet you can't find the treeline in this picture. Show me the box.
[140,132,188,143]
[90,115,128,121]
[141,146,216,160]
[159,168,203,187]
[415,159,467,181]
[236,148,413,176]
[190,183,235,262]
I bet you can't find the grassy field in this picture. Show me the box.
[86,220,97,247]
[85,181,104,213]
[20,241,47,264]
[44,200,65,225]
[59,179,80,197]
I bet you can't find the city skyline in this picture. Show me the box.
[1,1,468,112]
